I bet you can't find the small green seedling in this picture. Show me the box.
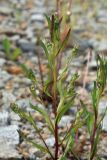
[2,38,21,60]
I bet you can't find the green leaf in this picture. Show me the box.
[57,81,64,98]
[30,103,54,133]
[56,95,75,123]
[43,77,52,98]
[91,81,97,113]
[63,130,79,160]
[59,156,66,160]
[80,100,94,134]
[96,155,102,160]
[97,107,107,128]
[44,14,51,29]
[30,85,37,97]
[12,48,21,60]
[3,38,11,56]
[56,29,71,56]
[21,64,37,83]
[40,40,49,59]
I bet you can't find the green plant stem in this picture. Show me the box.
[55,121,59,160]
[52,63,59,160]
[90,113,98,160]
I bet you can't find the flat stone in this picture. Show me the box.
[0,6,13,15]
[0,144,21,159]
[31,14,44,22]
[16,41,35,53]
[0,125,19,146]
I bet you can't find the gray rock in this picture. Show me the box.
[16,41,36,53]
[97,10,107,23]
[34,0,45,6]
[99,101,107,132]
[33,21,45,30]
[89,60,97,70]
[0,125,19,146]
[45,137,55,147]
[70,107,77,115]
[99,101,107,114]
[0,81,5,89]
[10,35,20,41]
[0,111,10,126]
[16,98,30,111]
[14,77,31,85]
[0,58,6,67]
[2,91,16,109]
[0,144,21,159]
[0,44,4,52]
[98,40,107,51]
[0,70,12,82]
[31,14,44,22]
[59,115,74,127]
[102,115,107,132]
[25,28,34,39]
[10,111,20,122]
[10,0,26,5]
[31,7,46,14]
[0,6,13,15]
[72,5,83,14]
[70,34,93,53]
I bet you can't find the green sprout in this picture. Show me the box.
[2,38,21,61]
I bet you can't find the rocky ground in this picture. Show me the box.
[0,0,107,159]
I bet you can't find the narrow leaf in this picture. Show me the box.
[40,40,49,58]
[12,48,21,60]
[56,29,71,56]
[30,103,54,133]
[56,95,75,123]
[3,38,10,56]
